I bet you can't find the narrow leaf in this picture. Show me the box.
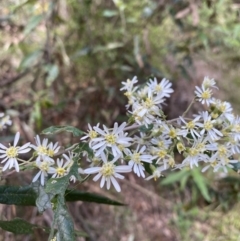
[24,14,45,35]
[0,185,36,206]
[161,169,189,185]
[31,181,53,213]
[45,64,59,87]
[191,168,211,202]
[49,195,75,241]
[65,189,125,205]
[19,50,42,70]
[0,218,36,234]
[42,125,84,137]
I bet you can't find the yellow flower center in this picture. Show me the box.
[56,167,66,177]
[132,153,141,164]
[157,141,164,148]
[186,121,195,129]
[157,150,167,159]
[189,148,198,156]
[48,149,55,157]
[144,98,154,108]
[204,121,213,131]
[201,89,211,99]
[169,128,177,139]
[101,163,115,177]
[89,130,98,139]
[6,146,18,158]
[218,145,227,157]
[37,146,48,155]
[155,85,162,92]
[105,134,116,145]
[40,162,50,172]
[218,103,226,113]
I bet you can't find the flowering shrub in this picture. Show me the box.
[0,76,239,240]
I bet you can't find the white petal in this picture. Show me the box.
[84,167,101,174]
[0,143,7,150]
[32,171,41,182]
[14,132,20,147]
[19,142,31,151]
[100,176,105,188]
[110,176,121,192]
[18,148,31,154]
[2,161,10,171]
[93,172,102,181]
[106,177,111,189]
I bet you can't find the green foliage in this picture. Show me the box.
[161,168,211,202]
[0,218,39,234]
[65,190,125,206]
[0,185,36,206]
[42,126,84,137]
[0,185,124,207]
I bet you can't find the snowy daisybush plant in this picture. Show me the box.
[0,76,240,240]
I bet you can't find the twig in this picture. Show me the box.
[0,71,29,87]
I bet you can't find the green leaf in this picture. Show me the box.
[0,185,36,206]
[31,181,53,213]
[12,0,37,13]
[65,189,125,205]
[19,50,42,70]
[73,142,94,158]
[51,195,76,241]
[45,64,59,87]
[139,124,153,133]
[231,162,240,172]
[191,168,211,202]
[102,10,118,17]
[0,218,37,234]
[24,14,45,35]
[42,125,84,137]
[143,162,153,175]
[161,169,190,185]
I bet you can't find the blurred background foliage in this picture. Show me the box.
[1,0,240,240]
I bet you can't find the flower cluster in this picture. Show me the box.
[81,76,240,192]
[1,76,240,193]
[0,131,76,186]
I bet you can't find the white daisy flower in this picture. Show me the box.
[120,76,138,91]
[147,77,174,98]
[195,86,213,106]
[202,76,218,89]
[47,142,61,157]
[91,122,133,157]
[0,113,12,130]
[30,135,53,162]
[127,145,153,178]
[145,165,166,181]
[50,154,72,178]
[81,123,99,142]
[84,153,132,192]
[32,156,55,185]
[198,111,223,141]
[179,116,201,139]
[0,132,31,172]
